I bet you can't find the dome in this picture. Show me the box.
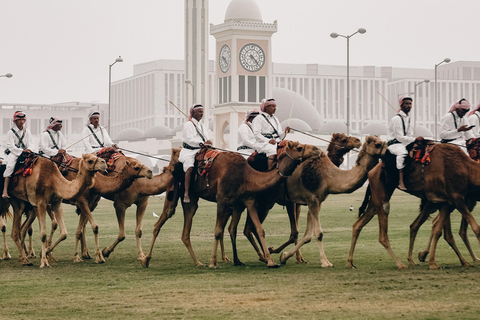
[143,125,174,139]
[320,121,347,134]
[114,128,144,141]
[280,118,312,132]
[272,87,323,131]
[414,125,433,138]
[172,123,184,134]
[225,0,263,22]
[360,122,388,135]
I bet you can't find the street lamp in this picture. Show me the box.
[331,27,366,168]
[108,56,123,134]
[434,58,450,140]
[0,73,13,78]
[413,79,430,130]
[185,79,195,103]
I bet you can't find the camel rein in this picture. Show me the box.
[289,127,360,153]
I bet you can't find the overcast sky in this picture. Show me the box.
[1,0,479,105]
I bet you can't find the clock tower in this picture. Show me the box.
[210,0,277,149]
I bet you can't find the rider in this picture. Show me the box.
[439,98,474,155]
[386,96,416,191]
[251,98,290,170]
[178,104,212,203]
[39,117,68,158]
[237,109,259,159]
[2,111,35,198]
[467,102,480,138]
[82,111,115,154]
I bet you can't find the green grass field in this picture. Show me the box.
[1,187,480,319]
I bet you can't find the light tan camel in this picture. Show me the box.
[9,153,106,267]
[141,141,321,268]
[0,198,11,260]
[243,133,362,264]
[348,142,480,269]
[240,136,387,267]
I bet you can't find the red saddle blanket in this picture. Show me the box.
[14,151,38,177]
[96,147,124,173]
[195,147,221,176]
[410,137,435,165]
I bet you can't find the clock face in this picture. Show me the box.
[219,44,231,73]
[239,43,265,72]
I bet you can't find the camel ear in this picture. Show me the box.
[365,136,372,143]
[125,160,130,166]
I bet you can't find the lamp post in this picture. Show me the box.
[331,27,366,168]
[185,79,195,103]
[413,79,430,130]
[0,73,13,78]
[108,56,123,134]
[434,58,450,140]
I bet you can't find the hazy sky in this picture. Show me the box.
[1,0,479,104]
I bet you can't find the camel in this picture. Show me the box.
[240,136,387,267]
[21,154,154,263]
[347,142,480,269]
[9,153,106,267]
[79,148,179,261]
[0,199,11,260]
[327,133,361,167]
[141,141,321,268]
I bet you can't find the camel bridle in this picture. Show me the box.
[277,146,304,177]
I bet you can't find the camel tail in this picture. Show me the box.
[358,185,371,217]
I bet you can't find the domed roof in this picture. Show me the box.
[360,122,388,135]
[320,121,347,134]
[143,125,174,139]
[172,123,184,134]
[225,0,263,23]
[280,119,312,132]
[414,125,433,138]
[114,127,144,141]
[272,87,323,131]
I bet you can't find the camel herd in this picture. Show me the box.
[1,135,480,270]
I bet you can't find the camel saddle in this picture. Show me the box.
[410,137,435,165]
[247,140,290,172]
[51,152,75,176]
[467,137,480,162]
[13,150,38,177]
[195,146,221,177]
[96,147,124,173]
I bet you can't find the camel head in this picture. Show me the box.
[329,133,362,152]
[81,153,107,173]
[170,148,181,167]
[284,140,321,160]
[360,136,388,159]
[124,158,153,179]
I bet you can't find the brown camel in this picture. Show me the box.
[9,153,106,267]
[0,199,11,260]
[347,142,480,269]
[84,148,179,261]
[264,133,362,263]
[141,141,321,268]
[240,136,387,267]
[26,154,154,263]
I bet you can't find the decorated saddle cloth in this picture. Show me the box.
[96,147,124,173]
[410,137,435,165]
[13,150,38,177]
[50,153,75,176]
[195,147,221,177]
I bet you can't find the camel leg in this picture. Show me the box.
[45,202,68,263]
[376,201,407,269]
[0,216,11,260]
[228,208,242,265]
[243,214,266,263]
[347,202,377,268]
[407,200,437,266]
[141,192,179,268]
[19,210,36,258]
[209,202,232,268]
[46,205,58,249]
[76,199,104,264]
[35,201,50,268]
[180,200,204,267]
[134,201,147,260]
[9,200,31,265]
[428,205,452,270]
[73,212,89,263]
[459,216,480,263]
[245,199,278,268]
[102,203,127,259]
[281,201,333,267]
[441,214,472,268]
[453,197,480,248]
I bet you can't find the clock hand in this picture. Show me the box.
[249,54,259,66]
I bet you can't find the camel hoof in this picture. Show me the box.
[28,250,36,258]
[2,252,12,260]
[208,263,219,269]
[194,262,205,267]
[73,254,83,263]
[267,263,280,268]
[234,260,245,266]
[221,256,231,263]
[418,251,429,262]
[397,263,408,269]
[102,248,111,259]
[462,262,473,269]
[21,258,33,266]
[95,254,106,264]
[141,257,151,268]
[280,252,288,265]
[82,252,92,260]
[321,262,334,268]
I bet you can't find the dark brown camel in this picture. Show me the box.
[240,136,387,267]
[141,141,321,268]
[347,142,480,269]
[327,133,361,166]
[9,153,106,267]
